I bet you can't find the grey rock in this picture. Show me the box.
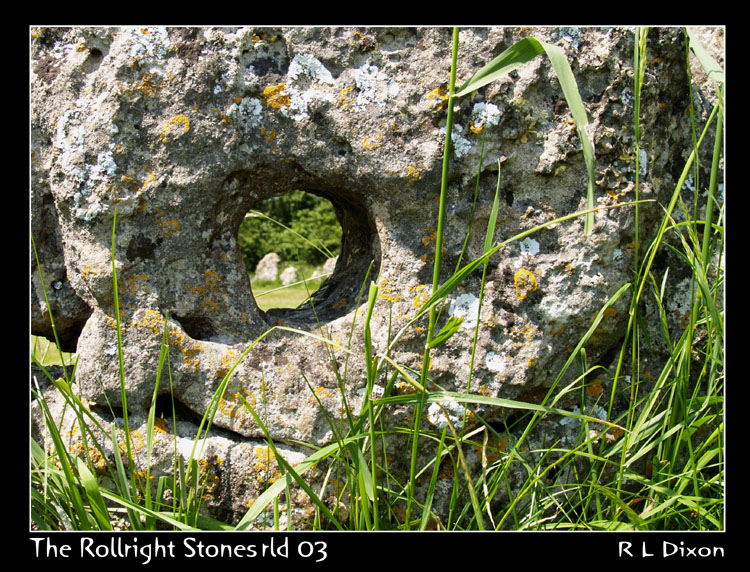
[30,26,720,526]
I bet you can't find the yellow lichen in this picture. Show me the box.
[410,284,430,309]
[519,119,537,144]
[118,430,144,453]
[198,455,223,499]
[422,226,437,247]
[513,269,538,300]
[220,388,257,417]
[339,86,355,112]
[510,321,539,348]
[470,120,484,134]
[314,387,334,400]
[675,309,691,330]
[377,279,403,302]
[428,86,448,112]
[118,72,164,99]
[261,83,290,109]
[160,114,190,143]
[474,432,510,463]
[167,326,201,372]
[261,127,276,142]
[406,165,422,181]
[160,218,180,238]
[217,349,237,379]
[134,309,164,337]
[189,270,220,296]
[394,380,417,395]
[586,380,604,397]
[363,132,382,150]
[119,273,150,296]
[253,446,283,482]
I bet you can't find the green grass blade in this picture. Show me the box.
[484,160,502,255]
[418,427,448,530]
[76,457,113,530]
[455,36,596,232]
[235,398,347,531]
[590,483,647,529]
[685,27,724,85]
[375,390,627,434]
[98,489,203,531]
[427,315,464,349]
[454,37,545,96]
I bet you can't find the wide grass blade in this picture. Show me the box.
[455,36,596,233]
[374,390,627,434]
[76,457,113,530]
[427,315,464,349]
[685,27,724,86]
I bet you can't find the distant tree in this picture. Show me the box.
[237,190,342,272]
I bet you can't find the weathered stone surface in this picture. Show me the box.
[30,26,721,525]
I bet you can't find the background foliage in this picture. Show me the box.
[237,190,342,272]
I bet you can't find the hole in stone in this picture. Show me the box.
[82,48,104,74]
[238,190,343,313]
[171,314,216,341]
[237,188,379,326]
[153,393,206,427]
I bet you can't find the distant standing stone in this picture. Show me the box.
[280,266,298,286]
[323,256,338,276]
[255,253,280,282]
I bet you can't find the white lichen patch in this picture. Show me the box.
[124,26,170,61]
[279,54,336,121]
[289,53,335,85]
[440,123,472,158]
[552,27,581,51]
[639,148,648,177]
[176,435,233,462]
[353,63,400,109]
[228,96,264,130]
[356,384,384,401]
[485,351,508,374]
[620,87,634,106]
[471,102,501,131]
[427,397,472,431]
[55,104,122,221]
[448,293,480,330]
[558,405,607,445]
[520,237,540,256]
[682,171,695,192]
[667,277,694,329]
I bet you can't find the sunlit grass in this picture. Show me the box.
[30,27,723,532]
[251,265,330,312]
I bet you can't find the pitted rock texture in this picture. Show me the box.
[31,26,716,524]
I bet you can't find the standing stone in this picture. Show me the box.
[280,266,297,286]
[29,26,722,527]
[322,256,338,277]
[254,252,280,282]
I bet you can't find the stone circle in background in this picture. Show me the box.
[30,26,722,526]
[254,252,280,282]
